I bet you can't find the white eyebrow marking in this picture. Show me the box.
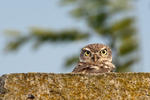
[83,48,91,51]
[100,47,107,51]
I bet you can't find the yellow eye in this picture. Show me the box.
[84,51,91,56]
[100,49,107,56]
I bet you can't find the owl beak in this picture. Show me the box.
[93,54,99,62]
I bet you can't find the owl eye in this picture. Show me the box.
[100,49,107,56]
[84,50,91,56]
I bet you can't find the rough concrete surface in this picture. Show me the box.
[0,73,150,100]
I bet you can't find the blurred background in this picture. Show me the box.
[0,0,150,75]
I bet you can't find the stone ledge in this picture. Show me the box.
[0,73,150,100]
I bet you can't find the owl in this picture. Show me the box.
[72,43,115,73]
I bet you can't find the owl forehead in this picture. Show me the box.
[82,44,110,52]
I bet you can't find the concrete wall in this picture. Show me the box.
[0,73,150,100]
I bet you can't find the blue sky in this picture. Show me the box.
[0,0,150,75]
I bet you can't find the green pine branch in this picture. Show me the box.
[5,29,89,51]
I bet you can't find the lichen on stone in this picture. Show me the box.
[1,73,150,99]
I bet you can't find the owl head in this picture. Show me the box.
[79,44,112,64]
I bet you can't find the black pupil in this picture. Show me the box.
[86,51,90,54]
[102,50,106,53]
[102,49,107,54]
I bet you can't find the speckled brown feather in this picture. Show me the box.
[72,61,115,73]
[83,44,108,53]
